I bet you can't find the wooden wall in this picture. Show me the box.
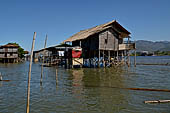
[99,29,119,51]
[72,28,125,52]
[72,35,99,51]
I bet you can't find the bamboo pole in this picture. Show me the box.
[144,100,170,104]
[26,32,36,113]
[134,41,136,67]
[56,68,58,85]
[40,35,47,84]
[136,63,170,66]
[128,37,130,67]
[84,85,170,93]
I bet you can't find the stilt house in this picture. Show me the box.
[0,43,19,63]
[64,20,135,67]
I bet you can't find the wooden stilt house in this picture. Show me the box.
[0,43,19,63]
[64,20,135,67]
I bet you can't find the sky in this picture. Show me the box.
[0,0,170,51]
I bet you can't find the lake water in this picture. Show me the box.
[0,56,170,113]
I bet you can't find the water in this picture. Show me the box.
[0,56,170,113]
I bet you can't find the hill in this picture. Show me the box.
[136,40,170,52]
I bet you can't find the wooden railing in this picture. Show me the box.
[0,48,18,52]
[119,43,135,50]
[0,54,18,58]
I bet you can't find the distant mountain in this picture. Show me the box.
[136,40,170,52]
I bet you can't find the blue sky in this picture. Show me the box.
[0,0,170,51]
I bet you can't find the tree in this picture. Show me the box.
[18,47,25,58]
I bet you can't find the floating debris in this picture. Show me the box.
[144,100,170,104]
[0,72,10,82]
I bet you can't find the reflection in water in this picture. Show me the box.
[0,56,170,113]
[69,67,130,112]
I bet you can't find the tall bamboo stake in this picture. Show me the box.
[26,32,36,113]
[127,37,130,67]
[56,68,58,85]
[134,41,136,67]
[40,35,48,84]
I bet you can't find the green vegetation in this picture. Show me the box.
[131,52,140,56]
[131,51,170,56]
[154,51,170,56]
[8,43,25,58]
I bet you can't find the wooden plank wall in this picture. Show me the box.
[99,29,118,51]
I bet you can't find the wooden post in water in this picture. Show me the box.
[117,50,119,61]
[26,32,36,113]
[93,51,95,68]
[103,50,105,67]
[0,72,2,81]
[56,68,58,85]
[108,50,110,66]
[127,37,130,67]
[98,50,100,67]
[121,51,123,61]
[40,35,47,84]
[134,41,136,67]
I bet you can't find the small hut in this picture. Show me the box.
[33,43,73,68]
[64,20,135,67]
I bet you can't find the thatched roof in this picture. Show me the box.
[64,20,130,42]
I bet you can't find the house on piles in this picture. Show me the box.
[33,43,73,67]
[64,20,135,67]
[0,43,19,63]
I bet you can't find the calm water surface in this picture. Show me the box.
[0,56,170,113]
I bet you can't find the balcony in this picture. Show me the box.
[0,48,18,52]
[0,54,18,58]
[119,43,135,50]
